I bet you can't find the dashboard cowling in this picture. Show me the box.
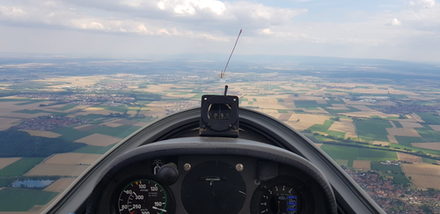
[44,108,385,214]
[89,137,337,214]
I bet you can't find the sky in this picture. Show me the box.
[0,0,439,62]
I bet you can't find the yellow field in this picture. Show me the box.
[142,84,174,93]
[43,153,101,165]
[73,108,114,116]
[342,106,398,118]
[25,163,89,177]
[352,160,371,170]
[35,75,107,88]
[103,122,123,128]
[21,130,61,138]
[286,114,330,131]
[0,157,21,170]
[327,104,349,110]
[259,109,281,119]
[278,113,293,121]
[241,95,289,110]
[387,135,398,144]
[329,118,357,139]
[386,128,421,137]
[411,142,440,151]
[430,125,440,131]
[398,121,423,129]
[44,178,77,192]
[25,153,100,177]
[409,113,424,123]
[402,163,440,189]
[74,133,121,146]
[0,101,51,119]
[0,118,21,130]
[397,153,422,163]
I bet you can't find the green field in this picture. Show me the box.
[90,125,142,138]
[321,144,397,162]
[391,121,403,128]
[416,126,440,141]
[54,127,91,141]
[294,100,319,109]
[417,112,440,125]
[96,105,128,112]
[308,120,345,139]
[309,120,334,132]
[0,177,15,187]
[371,162,410,185]
[0,158,44,176]
[56,103,77,111]
[354,118,392,141]
[15,100,47,105]
[0,188,57,211]
[325,106,359,114]
[14,109,51,114]
[74,144,115,154]
[56,124,141,141]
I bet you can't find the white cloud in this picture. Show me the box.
[0,6,26,17]
[260,28,274,35]
[156,0,226,16]
[409,0,436,8]
[0,0,439,62]
[390,18,401,26]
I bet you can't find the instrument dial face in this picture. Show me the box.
[252,178,301,214]
[181,161,246,214]
[117,178,171,214]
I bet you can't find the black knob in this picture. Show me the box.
[156,162,179,185]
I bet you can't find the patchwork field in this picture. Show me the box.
[328,118,357,139]
[430,125,440,131]
[286,114,330,131]
[321,144,397,162]
[43,153,101,165]
[74,133,122,146]
[386,128,421,137]
[0,60,440,213]
[44,178,77,193]
[0,158,44,177]
[401,163,440,189]
[354,118,392,141]
[21,130,61,138]
[0,158,21,170]
[25,153,101,176]
[0,118,21,131]
[411,142,440,151]
[397,153,422,163]
[25,163,89,177]
[352,160,371,170]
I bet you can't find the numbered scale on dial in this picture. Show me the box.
[117,178,173,214]
[251,178,301,214]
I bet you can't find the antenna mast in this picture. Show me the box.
[220,29,242,79]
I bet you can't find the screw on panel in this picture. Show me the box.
[183,163,192,171]
[235,163,244,172]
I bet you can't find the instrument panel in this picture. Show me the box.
[97,155,325,214]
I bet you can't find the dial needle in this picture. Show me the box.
[152,206,167,212]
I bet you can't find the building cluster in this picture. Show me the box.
[15,115,85,131]
[345,168,440,213]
